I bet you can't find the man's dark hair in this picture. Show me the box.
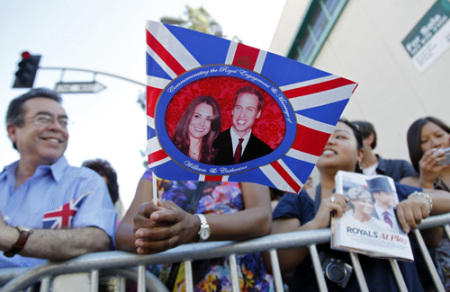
[6,88,62,150]
[233,86,264,111]
[351,120,377,150]
[6,87,62,127]
[82,159,120,204]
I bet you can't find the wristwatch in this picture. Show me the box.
[195,214,211,242]
[4,226,32,258]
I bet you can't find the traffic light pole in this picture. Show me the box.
[39,66,146,87]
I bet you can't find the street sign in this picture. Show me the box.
[54,81,106,94]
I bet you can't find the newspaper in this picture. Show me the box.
[331,170,414,261]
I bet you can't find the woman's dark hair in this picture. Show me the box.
[407,116,450,173]
[172,96,221,164]
[339,118,364,173]
[82,159,119,204]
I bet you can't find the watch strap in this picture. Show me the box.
[3,226,31,258]
[196,214,210,241]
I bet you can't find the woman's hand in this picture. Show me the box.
[396,194,431,233]
[134,201,199,254]
[419,148,448,188]
[309,194,348,229]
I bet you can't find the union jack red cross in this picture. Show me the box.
[42,191,91,229]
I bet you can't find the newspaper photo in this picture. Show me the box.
[331,170,414,261]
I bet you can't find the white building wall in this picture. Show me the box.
[270,0,450,162]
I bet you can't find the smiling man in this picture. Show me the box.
[213,86,272,165]
[0,88,116,268]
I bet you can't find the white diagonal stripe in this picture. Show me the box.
[289,84,355,111]
[147,136,162,155]
[148,157,171,169]
[296,114,336,134]
[260,159,303,193]
[146,45,177,79]
[147,21,201,71]
[285,148,319,164]
[279,74,338,91]
[225,41,239,64]
[147,75,171,89]
[147,115,155,129]
[253,50,267,74]
[260,164,296,193]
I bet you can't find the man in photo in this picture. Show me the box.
[367,177,403,233]
[214,86,272,165]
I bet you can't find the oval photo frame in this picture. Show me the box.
[155,65,296,176]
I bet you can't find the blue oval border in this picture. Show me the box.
[155,65,296,176]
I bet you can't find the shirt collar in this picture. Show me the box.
[375,154,387,174]
[230,127,252,141]
[2,156,68,182]
[230,127,252,152]
[45,156,68,182]
[0,161,18,182]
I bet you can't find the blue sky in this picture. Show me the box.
[0,0,286,209]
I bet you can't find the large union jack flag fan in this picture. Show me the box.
[146,20,357,194]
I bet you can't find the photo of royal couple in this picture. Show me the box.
[169,83,284,166]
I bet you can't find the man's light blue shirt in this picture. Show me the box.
[0,156,117,268]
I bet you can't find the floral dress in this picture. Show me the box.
[143,170,273,292]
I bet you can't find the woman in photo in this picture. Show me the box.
[401,116,450,290]
[172,95,221,164]
[342,187,390,229]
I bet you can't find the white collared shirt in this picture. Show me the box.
[362,162,378,176]
[230,127,251,157]
[374,204,404,234]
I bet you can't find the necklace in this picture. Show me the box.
[436,176,450,192]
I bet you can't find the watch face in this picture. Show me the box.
[200,228,211,240]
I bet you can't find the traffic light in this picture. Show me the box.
[13,51,41,88]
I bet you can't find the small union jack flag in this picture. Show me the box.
[146,21,357,193]
[42,191,91,229]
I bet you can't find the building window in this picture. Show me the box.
[289,0,348,65]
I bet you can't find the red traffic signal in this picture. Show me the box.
[13,51,41,88]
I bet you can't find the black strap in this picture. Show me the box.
[166,181,207,290]
[314,184,322,214]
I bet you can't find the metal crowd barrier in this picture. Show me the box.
[1,213,449,292]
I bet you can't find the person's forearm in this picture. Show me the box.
[269,220,318,273]
[2,226,111,261]
[206,207,271,241]
[115,222,138,252]
[427,188,450,214]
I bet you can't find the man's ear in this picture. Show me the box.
[357,148,365,164]
[365,133,375,147]
[7,124,18,144]
[256,110,261,119]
